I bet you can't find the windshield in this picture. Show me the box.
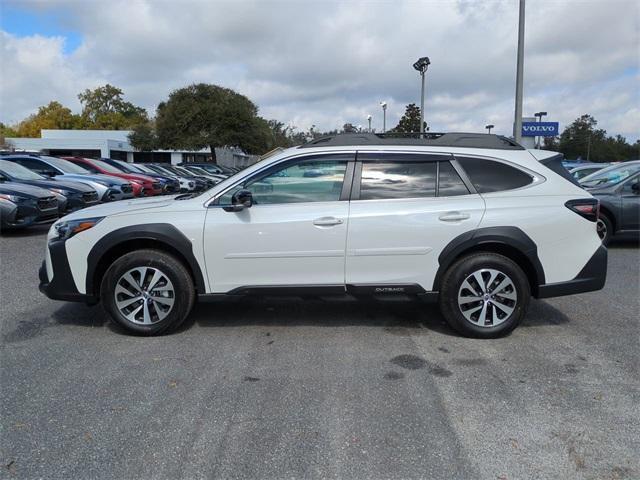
[580,163,640,188]
[0,160,46,180]
[41,156,91,174]
[92,158,126,173]
[134,164,155,174]
[172,166,195,177]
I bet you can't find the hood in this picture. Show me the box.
[124,173,157,183]
[56,173,130,186]
[60,195,179,221]
[17,178,95,193]
[0,182,55,198]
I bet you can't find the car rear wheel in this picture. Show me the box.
[101,249,195,335]
[439,252,530,338]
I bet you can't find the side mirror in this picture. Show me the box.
[224,189,253,212]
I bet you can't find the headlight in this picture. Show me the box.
[55,217,104,240]
[0,193,22,202]
[49,188,70,195]
[92,179,112,187]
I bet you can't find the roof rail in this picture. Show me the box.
[298,132,525,150]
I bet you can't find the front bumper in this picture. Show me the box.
[537,245,607,298]
[3,198,58,229]
[38,239,97,303]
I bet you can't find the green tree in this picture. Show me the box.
[128,121,159,151]
[15,101,80,137]
[78,84,148,129]
[392,103,427,133]
[557,114,637,162]
[155,83,268,156]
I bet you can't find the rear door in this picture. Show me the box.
[345,152,485,292]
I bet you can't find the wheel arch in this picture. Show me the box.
[432,226,545,297]
[598,204,617,233]
[86,224,206,297]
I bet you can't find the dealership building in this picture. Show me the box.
[6,129,258,168]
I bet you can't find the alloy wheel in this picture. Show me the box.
[457,268,517,327]
[114,267,175,325]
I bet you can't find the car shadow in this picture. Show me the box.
[0,224,51,237]
[48,294,573,337]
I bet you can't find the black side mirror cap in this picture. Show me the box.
[223,189,253,212]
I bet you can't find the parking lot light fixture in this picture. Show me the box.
[413,57,431,137]
[367,115,372,133]
[380,102,387,132]
[534,111,547,148]
[485,124,494,134]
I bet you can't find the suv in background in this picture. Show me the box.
[39,133,606,338]
[580,160,640,244]
[0,159,100,213]
[62,157,163,197]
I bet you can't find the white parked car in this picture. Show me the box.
[39,133,606,337]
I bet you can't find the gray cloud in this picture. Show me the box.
[1,0,638,140]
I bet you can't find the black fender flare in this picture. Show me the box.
[432,226,546,291]
[86,223,206,295]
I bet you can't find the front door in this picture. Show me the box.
[203,153,354,293]
[620,173,640,231]
[345,152,485,292]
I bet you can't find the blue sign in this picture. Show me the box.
[522,121,559,137]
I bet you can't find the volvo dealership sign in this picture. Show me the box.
[522,121,559,136]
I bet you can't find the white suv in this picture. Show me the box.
[39,133,607,338]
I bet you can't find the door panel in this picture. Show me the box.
[345,195,484,289]
[204,203,349,292]
[203,153,354,293]
[620,176,640,230]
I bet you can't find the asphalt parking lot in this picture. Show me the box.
[1,226,638,480]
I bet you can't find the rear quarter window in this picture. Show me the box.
[455,157,533,193]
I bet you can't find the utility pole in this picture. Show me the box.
[513,0,525,143]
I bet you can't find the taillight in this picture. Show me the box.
[565,198,599,222]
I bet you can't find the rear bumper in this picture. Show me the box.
[537,245,607,299]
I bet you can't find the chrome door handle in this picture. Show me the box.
[313,216,343,226]
[439,212,470,222]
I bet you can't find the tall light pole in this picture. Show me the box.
[367,115,372,133]
[485,124,494,134]
[413,57,430,137]
[380,101,387,133]
[534,111,547,148]
[513,0,525,143]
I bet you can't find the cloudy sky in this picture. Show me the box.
[1,0,638,140]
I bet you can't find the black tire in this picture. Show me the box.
[438,252,530,338]
[597,214,612,246]
[100,249,195,335]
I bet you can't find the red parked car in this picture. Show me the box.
[62,157,163,196]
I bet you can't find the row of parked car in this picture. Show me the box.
[566,160,640,244]
[0,153,243,230]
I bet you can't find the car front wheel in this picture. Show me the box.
[439,252,530,338]
[596,214,612,246]
[101,249,195,335]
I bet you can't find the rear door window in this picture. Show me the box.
[455,157,533,193]
[438,161,469,196]
[359,161,437,200]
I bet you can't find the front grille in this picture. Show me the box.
[121,184,133,193]
[152,182,162,190]
[37,196,58,211]
[82,191,99,203]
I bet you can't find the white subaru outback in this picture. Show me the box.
[39,133,607,338]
